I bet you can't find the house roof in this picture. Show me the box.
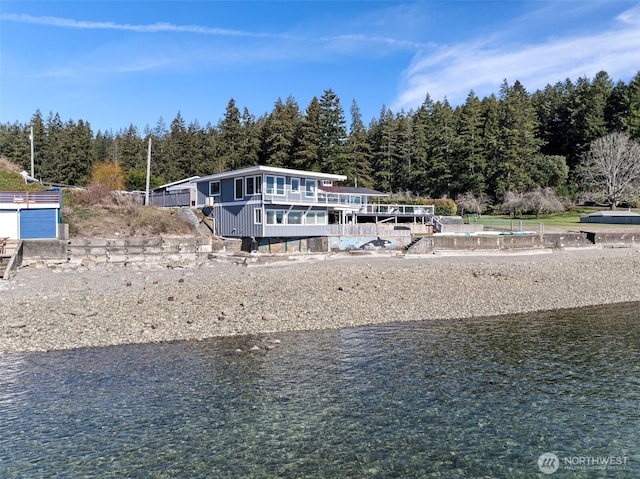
[152,176,200,191]
[195,166,347,183]
[587,210,640,217]
[319,185,388,197]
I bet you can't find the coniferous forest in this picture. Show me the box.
[1,71,639,206]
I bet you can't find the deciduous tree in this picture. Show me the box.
[579,132,640,208]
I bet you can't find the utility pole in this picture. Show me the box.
[145,137,151,206]
[30,125,35,178]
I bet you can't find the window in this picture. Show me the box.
[254,208,262,224]
[266,175,285,195]
[288,210,303,224]
[266,209,286,224]
[305,210,327,225]
[291,178,300,193]
[305,179,316,198]
[209,181,220,196]
[235,178,244,200]
[246,176,262,196]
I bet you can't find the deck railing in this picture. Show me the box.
[361,204,435,216]
[264,188,365,208]
[0,191,61,206]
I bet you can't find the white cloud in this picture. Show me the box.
[0,13,270,37]
[392,5,640,111]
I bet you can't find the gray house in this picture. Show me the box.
[193,166,435,252]
[194,166,390,238]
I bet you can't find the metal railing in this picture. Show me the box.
[264,189,365,208]
[0,191,61,205]
[326,224,410,236]
[361,204,435,216]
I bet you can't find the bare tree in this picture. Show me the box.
[579,132,640,208]
[455,192,492,215]
[525,187,567,217]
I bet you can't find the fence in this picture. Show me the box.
[149,191,191,208]
[0,191,61,206]
[467,215,544,233]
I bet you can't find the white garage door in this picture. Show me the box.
[0,210,19,239]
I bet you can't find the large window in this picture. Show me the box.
[305,210,327,225]
[265,175,285,196]
[209,181,220,196]
[266,209,286,224]
[265,208,326,225]
[287,210,303,224]
[235,178,244,200]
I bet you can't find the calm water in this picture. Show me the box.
[1,303,639,478]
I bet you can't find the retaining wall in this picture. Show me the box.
[407,231,639,253]
[20,236,241,269]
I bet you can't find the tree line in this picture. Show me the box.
[1,70,639,207]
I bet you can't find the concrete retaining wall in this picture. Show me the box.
[586,232,639,246]
[17,230,639,268]
[20,236,241,269]
[407,231,639,253]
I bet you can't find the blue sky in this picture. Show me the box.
[1,1,639,134]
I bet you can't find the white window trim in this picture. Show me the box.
[254,208,262,224]
[246,176,255,196]
[305,179,317,198]
[234,178,244,200]
[209,181,221,196]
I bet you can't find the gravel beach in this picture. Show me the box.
[1,247,640,354]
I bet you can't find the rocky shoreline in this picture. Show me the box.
[1,247,640,355]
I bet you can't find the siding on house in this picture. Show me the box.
[194,166,395,239]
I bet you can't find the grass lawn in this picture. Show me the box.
[468,208,640,232]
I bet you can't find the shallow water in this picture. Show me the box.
[1,302,639,478]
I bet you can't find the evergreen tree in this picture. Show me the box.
[240,107,261,168]
[218,99,243,170]
[0,121,30,172]
[488,80,543,196]
[392,111,413,192]
[164,111,190,181]
[605,80,628,132]
[370,106,396,192]
[426,99,456,197]
[452,91,486,195]
[41,112,65,182]
[261,96,299,167]
[532,79,573,161]
[566,72,612,169]
[293,97,322,171]
[409,96,434,196]
[117,125,146,180]
[623,71,640,139]
[345,99,373,188]
[317,89,348,174]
